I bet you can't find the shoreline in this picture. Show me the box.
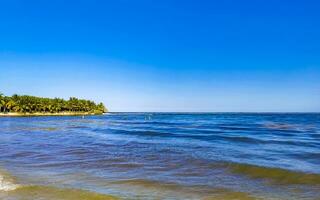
[0,112,104,117]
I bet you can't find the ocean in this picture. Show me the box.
[0,113,319,199]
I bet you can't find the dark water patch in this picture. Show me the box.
[217,135,263,144]
[60,148,93,156]
[97,127,264,144]
[288,152,320,161]
[309,133,320,139]
[24,160,86,168]
[259,131,300,137]
[262,139,320,148]
[108,163,144,170]
[113,120,188,127]
[7,152,38,159]
[263,122,296,130]
[97,128,174,138]
[261,122,317,134]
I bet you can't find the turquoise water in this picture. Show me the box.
[0,113,319,199]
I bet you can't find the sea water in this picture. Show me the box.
[0,113,319,199]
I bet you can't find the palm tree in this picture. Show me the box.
[6,100,16,112]
[12,105,21,112]
[0,93,3,113]
[0,93,108,114]
[0,97,9,113]
[0,98,5,113]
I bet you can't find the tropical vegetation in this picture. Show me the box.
[0,93,107,115]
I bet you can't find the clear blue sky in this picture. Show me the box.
[0,0,319,112]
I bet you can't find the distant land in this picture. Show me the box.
[0,93,107,116]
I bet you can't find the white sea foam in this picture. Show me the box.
[0,173,20,192]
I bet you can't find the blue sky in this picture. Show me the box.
[0,0,319,112]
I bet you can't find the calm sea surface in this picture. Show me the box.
[0,113,319,199]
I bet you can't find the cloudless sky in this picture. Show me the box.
[0,0,319,112]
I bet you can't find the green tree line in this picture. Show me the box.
[0,93,107,114]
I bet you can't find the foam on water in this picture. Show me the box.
[0,172,20,192]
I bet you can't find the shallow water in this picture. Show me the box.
[0,113,319,199]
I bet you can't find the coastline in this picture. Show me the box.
[0,112,104,117]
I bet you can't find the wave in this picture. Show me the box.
[0,168,117,200]
[94,127,313,147]
[222,162,320,185]
[109,179,257,200]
